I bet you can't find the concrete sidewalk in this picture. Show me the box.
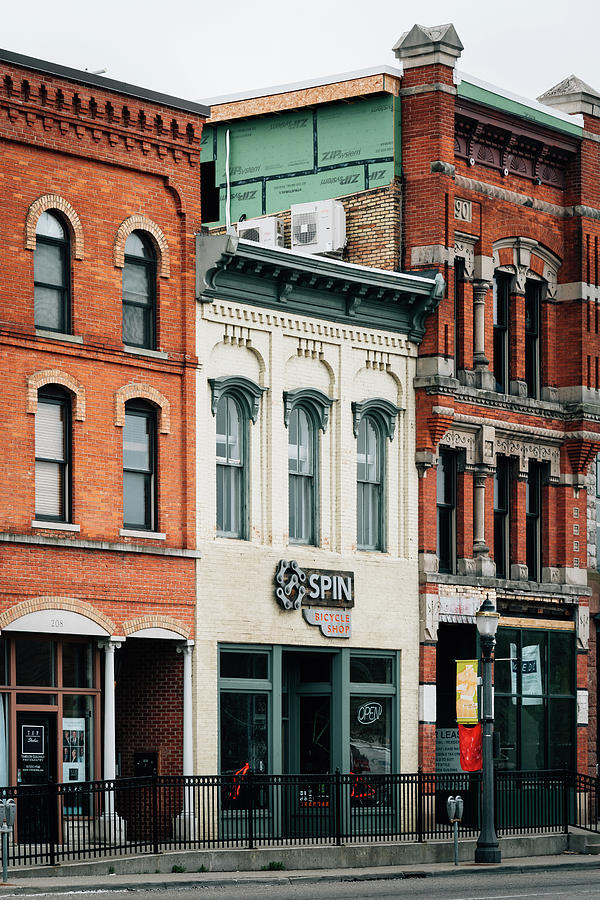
[0,853,600,895]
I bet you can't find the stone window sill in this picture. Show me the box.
[119,529,166,540]
[123,345,168,360]
[32,520,81,532]
[35,329,83,344]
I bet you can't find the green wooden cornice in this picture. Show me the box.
[196,233,445,343]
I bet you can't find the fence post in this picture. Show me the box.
[48,782,57,867]
[334,769,342,846]
[152,776,159,855]
[417,768,424,842]
[562,769,569,834]
[247,771,254,850]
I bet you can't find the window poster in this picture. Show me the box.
[62,717,85,783]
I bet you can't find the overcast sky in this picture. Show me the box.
[2,0,598,108]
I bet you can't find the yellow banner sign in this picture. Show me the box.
[456,659,479,724]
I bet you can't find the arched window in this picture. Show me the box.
[123,401,157,531]
[288,406,315,544]
[284,388,333,547]
[357,415,383,550]
[122,231,156,349]
[216,394,244,537]
[34,211,70,333]
[35,386,71,522]
[210,375,266,541]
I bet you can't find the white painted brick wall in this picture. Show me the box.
[193,299,421,774]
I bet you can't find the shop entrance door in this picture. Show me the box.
[17,711,58,843]
[283,652,334,837]
[299,696,331,774]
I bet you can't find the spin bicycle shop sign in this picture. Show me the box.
[274,560,354,638]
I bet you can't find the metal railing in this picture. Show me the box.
[1,768,598,866]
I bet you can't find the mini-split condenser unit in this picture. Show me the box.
[290,199,346,256]
[236,216,284,248]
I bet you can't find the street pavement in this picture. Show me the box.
[1,853,600,897]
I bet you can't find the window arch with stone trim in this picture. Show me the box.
[113,215,170,278]
[25,194,84,259]
[492,237,561,400]
[26,369,86,421]
[114,383,171,433]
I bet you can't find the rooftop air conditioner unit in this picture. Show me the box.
[237,216,284,248]
[291,199,346,256]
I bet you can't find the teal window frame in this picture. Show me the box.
[352,399,398,553]
[217,645,400,777]
[209,376,266,541]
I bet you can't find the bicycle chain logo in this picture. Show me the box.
[275,559,306,610]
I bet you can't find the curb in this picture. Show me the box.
[2,856,600,894]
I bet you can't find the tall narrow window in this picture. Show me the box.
[525,280,541,399]
[453,257,465,377]
[216,395,244,538]
[123,403,156,530]
[34,211,70,333]
[494,457,510,578]
[357,416,383,550]
[35,387,71,522]
[526,463,542,581]
[122,231,156,349]
[436,449,456,574]
[493,274,510,393]
[288,407,315,544]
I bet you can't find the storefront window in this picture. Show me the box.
[0,695,8,786]
[220,692,268,774]
[62,695,94,783]
[349,696,391,775]
[63,642,93,689]
[0,641,7,687]
[15,639,56,686]
[494,626,575,770]
[220,652,268,680]
[350,656,392,684]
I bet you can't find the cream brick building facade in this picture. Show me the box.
[193,235,443,778]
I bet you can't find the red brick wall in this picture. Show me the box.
[116,639,183,776]
[0,62,202,637]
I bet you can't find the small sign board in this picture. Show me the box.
[21,726,44,757]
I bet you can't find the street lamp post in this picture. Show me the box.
[475,595,501,864]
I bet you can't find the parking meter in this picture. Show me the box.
[446,795,463,866]
[0,798,15,883]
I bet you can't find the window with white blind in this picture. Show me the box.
[35,388,70,521]
[123,402,157,530]
[216,394,244,538]
[357,415,383,551]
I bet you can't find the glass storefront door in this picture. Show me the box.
[16,710,58,843]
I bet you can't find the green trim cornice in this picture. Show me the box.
[208,375,266,423]
[283,388,334,432]
[196,234,445,343]
[352,398,401,440]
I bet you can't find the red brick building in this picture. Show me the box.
[201,23,600,775]
[0,48,206,803]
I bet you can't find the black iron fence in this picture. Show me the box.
[1,769,598,866]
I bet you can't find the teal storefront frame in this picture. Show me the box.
[218,643,401,777]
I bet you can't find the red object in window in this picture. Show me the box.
[226,761,250,801]
[459,724,482,771]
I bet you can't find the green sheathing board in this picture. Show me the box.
[316,94,394,165]
[457,80,583,138]
[202,94,400,226]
